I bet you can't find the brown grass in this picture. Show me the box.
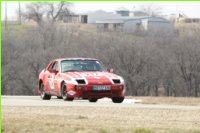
[2,106,200,133]
[127,96,200,106]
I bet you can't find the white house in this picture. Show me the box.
[86,10,121,24]
[96,16,174,33]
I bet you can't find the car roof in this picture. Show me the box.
[54,58,98,62]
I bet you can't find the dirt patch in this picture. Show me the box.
[127,97,200,106]
[2,106,200,133]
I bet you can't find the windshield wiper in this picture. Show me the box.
[84,70,100,71]
[63,69,102,72]
[63,70,83,73]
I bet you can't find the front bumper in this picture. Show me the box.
[67,84,125,99]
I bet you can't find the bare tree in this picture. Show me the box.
[18,2,21,24]
[140,3,163,17]
[23,2,72,25]
[2,19,200,97]
[5,2,7,29]
[46,2,72,22]
[25,2,45,24]
[173,39,200,97]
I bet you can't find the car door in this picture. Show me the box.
[43,61,54,94]
[48,61,59,95]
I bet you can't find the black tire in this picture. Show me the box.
[57,96,63,99]
[61,83,74,101]
[89,98,98,102]
[112,97,124,103]
[40,83,51,100]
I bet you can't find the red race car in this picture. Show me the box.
[38,58,125,103]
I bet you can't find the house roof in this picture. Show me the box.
[96,16,170,24]
[116,7,129,11]
[96,20,124,24]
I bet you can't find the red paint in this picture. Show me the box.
[38,58,125,100]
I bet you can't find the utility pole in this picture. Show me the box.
[5,2,7,29]
[18,2,21,24]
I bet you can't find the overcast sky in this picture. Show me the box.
[1,2,200,20]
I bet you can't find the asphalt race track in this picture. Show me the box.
[2,96,200,110]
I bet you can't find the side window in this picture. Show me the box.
[52,62,59,71]
[47,62,54,71]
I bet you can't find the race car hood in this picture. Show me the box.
[63,71,123,85]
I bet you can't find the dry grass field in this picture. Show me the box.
[2,105,200,133]
[128,97,200,106]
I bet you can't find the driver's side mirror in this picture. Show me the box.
[107,68,113,73]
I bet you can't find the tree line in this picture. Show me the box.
[2,22,200,97]
[2,2,200,96]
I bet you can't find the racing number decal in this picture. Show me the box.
[49,74,55,89]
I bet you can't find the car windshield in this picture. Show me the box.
[61,60,105,72]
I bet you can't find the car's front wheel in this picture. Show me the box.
[61,83,74,101]
[40,83,51,100]
[112,97,124,103]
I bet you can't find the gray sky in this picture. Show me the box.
[1,2,200,21]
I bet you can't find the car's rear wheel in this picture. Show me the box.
[112,97,124,103]
[61,83,74,101]
[89,98,98,102]
[40,83,51,100]
[57,96,62,99]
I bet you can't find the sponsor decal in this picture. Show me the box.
[67,90,76,95]
[49,74,55,89]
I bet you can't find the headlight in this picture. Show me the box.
[120,78,125,84]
